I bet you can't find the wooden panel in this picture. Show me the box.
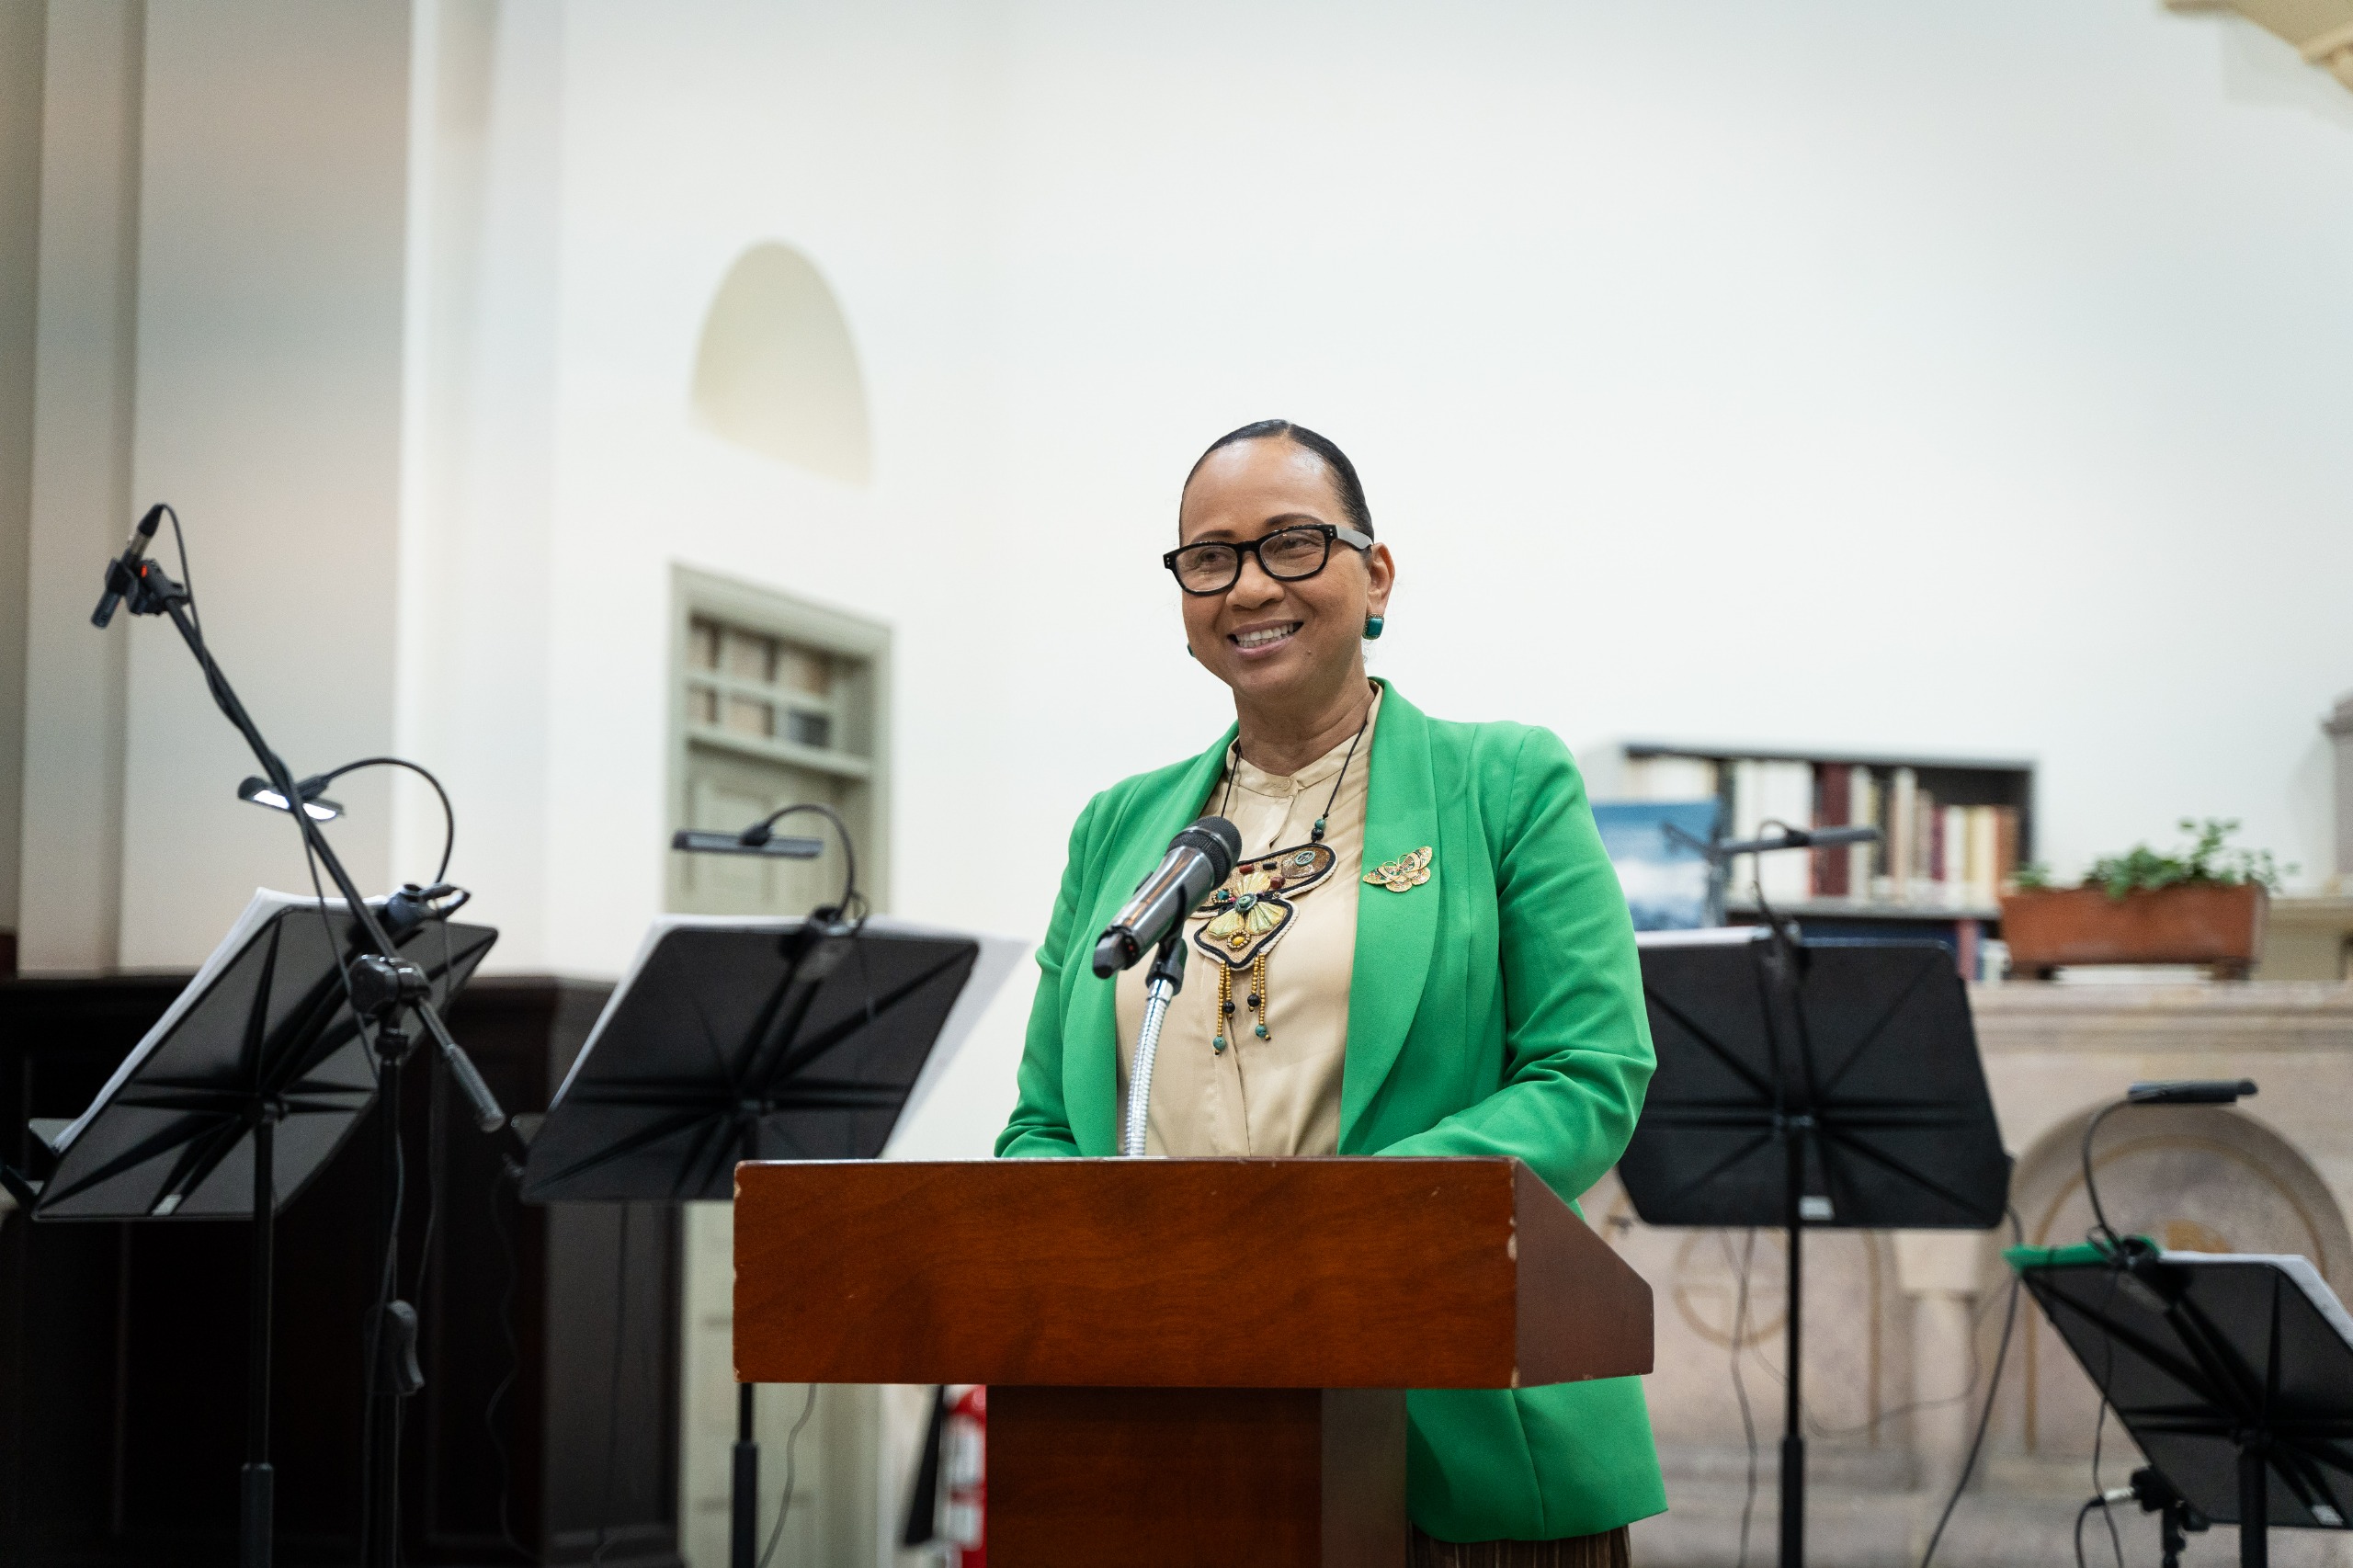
[733,1156,1651,1389]
[1321,1389,1408,1568]
[1512,1161,1655,1383]
[989,1387,1405,1568]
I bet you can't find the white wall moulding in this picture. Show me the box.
[690,243,872,486]
[2169,0,2353,89]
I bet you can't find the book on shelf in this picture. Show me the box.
[1731,758,1812,905]
[1864,767,2017,908]
[1605,750,2021,916]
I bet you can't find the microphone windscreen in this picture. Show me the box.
[1175,815,1243,882]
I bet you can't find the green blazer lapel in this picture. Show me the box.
[1341,681,1442,1148]
[1061,723,1237,1154]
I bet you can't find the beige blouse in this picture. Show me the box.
[1115,687,1381,1155]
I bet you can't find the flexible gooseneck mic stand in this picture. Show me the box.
[98,543,511,1568]
[1121,935,1188,1158]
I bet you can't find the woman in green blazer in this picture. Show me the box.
[997,420,1665,1562]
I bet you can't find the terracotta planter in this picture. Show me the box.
[1998,883,2268,979]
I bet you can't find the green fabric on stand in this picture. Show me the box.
[997,681,1667,1541]
[2006,1237,2153,1272]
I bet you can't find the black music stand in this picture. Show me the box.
[520,913,1019,1568]
[20,890,494,1567]
[1620,925,2010,1568]
[2011,1243,2353,1568]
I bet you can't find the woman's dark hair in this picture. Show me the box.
[1182,419,1373,540]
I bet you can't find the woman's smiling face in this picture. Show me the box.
[1176,437,1393,711]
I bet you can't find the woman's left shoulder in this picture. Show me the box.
[1418,711,1583,790]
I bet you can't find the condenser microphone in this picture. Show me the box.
[1092,815,1242,976]
[90,505,166,629]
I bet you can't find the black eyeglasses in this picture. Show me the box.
[1163,523,1374,597]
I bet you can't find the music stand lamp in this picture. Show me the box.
[1620,921,2010,1568]
[2011,1241,2353,1568]
[2010,1077,2352,1568]
[522,805,1007,1568]
[10,897,494,1568]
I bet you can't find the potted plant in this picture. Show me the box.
[1999,819,2286,980]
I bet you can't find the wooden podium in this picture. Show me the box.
[734,1157,1653,1568]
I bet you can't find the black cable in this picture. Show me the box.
[1803,1277,2016,1442]
[313,756,457,885]
[1727,1229,1759,1568]
[413,920,457,1312]
[2091,1266,2127,1568]
[2081,1099,2129,1249]
[1917,1207,2027,1568]
[756,1383,822,1568]
[750,801,865,926]
[482,1160,530,1562]
[2073,1495,2101,1568]
[412,1054,447,1335]
[301,829,362,1010]
[591,1203,631,1568]
[358,1022,408,1566]
[159,503,199,645]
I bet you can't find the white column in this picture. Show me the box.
[17,0,146,972]
[394,0,563,971]
[0,0,45,953]
[1894,1231,1990,1501]
[115,0,414,967]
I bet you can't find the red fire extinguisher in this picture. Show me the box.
[941,1384,986,1567]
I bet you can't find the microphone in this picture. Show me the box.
[1092,815,1242,977]
[91,505,166,629]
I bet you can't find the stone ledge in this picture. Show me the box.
[1969,979,2353,1054]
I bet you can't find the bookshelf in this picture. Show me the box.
[1613,742,2037,968]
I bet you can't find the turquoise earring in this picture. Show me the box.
[1363,615,1385,641]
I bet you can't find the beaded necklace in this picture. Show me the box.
[1193,706,1372,1054]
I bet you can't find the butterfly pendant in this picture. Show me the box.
[1190,844,1336,969]
[1364,845,1434,893]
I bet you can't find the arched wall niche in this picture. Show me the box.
[690,243,872,485]
[1984,1101,2353,1461]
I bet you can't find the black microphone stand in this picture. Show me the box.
[104,550,512,1568]
[1658,817,1889,1568]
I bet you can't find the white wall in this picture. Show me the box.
[114,1,414,967]
[21,0,2350,1116]
[16,0,144,972]
[448,0,2353,1165]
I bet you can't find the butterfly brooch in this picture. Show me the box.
[1364,846,1434,893]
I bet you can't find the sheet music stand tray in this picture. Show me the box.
[19,892,494,1568]
[2010,1243,2353,1568]
[520,914,1016,1568]
[1620,926,2010,1568]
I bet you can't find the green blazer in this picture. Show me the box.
[997,681,1666,1542]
